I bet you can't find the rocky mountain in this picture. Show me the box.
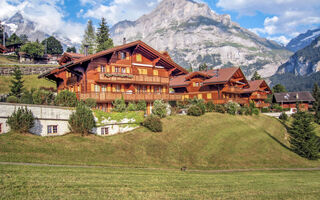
[2,12,77,49]
[276,36,320,76]
[286,28,320,52]
[110,0,292,77]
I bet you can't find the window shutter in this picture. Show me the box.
[136,54,142,62]
[126,67,130,74]
[121,85,124,92]
[153,70,158,76]
[162,87,166,93]
[112,66,115,72]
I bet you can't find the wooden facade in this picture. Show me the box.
[170,68,271,107]
[39,40,188,113]
[273,91,315,111]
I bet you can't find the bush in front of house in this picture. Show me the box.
[152,100,168,118]
[127,102,138,111]
[32,89,55,105]
[68,104,96,136]
[215,104,226,114]
[261,107,270,113]
[54,90,78,107]
[143,115,162,132]
[279,112,288,121]
[84,98,97,108]
[137,100,147,112]
[225,102,240,115]
[112,98,126,112]
[205,102,215,112]
[6,107,35,133]
[187,105,203,116]
[20,89,35,104]
[6,95,19,103]
[252,108,260,115]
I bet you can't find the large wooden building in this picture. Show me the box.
[170,68,271,107]
[39,40,188,113]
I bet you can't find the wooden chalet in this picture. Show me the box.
[39,40,188,113]
[170,67,252,105]
[0,44,7,53]
[58,52,85,65]
[273,91,315,111]
[241,80,272,108]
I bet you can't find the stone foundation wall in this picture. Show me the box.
[0,66,57,76]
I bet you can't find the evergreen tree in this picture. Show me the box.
[272,84,287,93]
[80,20,96,55]
[289,112,319,160]
[66,46,77,53]
[68,103,96,136]
[251,71,262,81]
[199,63,208,71]
[41,36,63,55]
[312,83,320,124]
[9,66,24,98]
[6,33,22,45]
[96,17,113,52]
[20,34,29,44]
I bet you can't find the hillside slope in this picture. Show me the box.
[0,113,318,169]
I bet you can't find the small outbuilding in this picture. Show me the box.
[273,91,315,111]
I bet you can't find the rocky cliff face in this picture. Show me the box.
[277,36,320,76]
[111,0,292,77]
[286,28,320,52]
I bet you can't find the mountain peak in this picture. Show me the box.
[7,12,24,24]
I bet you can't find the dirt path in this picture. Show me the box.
[1,161,320,173]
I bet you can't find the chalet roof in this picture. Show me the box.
[274,91,315,103]
[40,40,188,78]
[0,44,7,52]
[242,80,271,93]
[64,52,85,59]
[170,67,245,88]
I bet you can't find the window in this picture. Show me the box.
[47,125,58,134]
[101,65,106,73]
[115,67,120,73]
[200,82,203,86]
[121,67,126,73]
[207,93,212,99]
[121,52,126,60]
[102,85,106,92]
[116,85,121,92]
[153,70,158,76]
[95,85,100,92]
[195,82,199,87]
[136,54,142,62]
[101,127,109,135]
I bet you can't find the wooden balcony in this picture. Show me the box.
[255,102,270,108]
[251,94,268,99]
[222,86,243,93]
[213,98,249,105]
[79,92,182,102]
[97,73,169,85]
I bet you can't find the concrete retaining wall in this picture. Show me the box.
[0,66,57,76]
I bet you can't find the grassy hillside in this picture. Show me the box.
[0,55,19,64]
[0,113,319,169]
[1,164,320,199]
[0,75,56,94]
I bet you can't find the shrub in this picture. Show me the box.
[32,89,55,105]
[261,107,270,113]
[6,107,34,133]
[196,102,206,115]
[170,106,179,115]
[238,107,246,115]
[137,100,147,111]
[127,102,137,111]
[20,89,35,104]
[6,96,19,103]
[205,102,215,112]
[112,98,126,112]
[54,90,78,107]
[187,105,202,116]
[279,112,288,121]
[68,104,96,136]
[252,108,260,115]
[143,115,162,132]
[215,104,225,114]
[177,101,189,109]
[84,98,97,108]
[152,100,168,118]
[225,102,240,115]
[244,106,252,115]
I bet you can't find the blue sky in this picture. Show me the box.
[1,0,320,45]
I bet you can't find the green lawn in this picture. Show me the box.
[0,164,319,199]
[0,113,319,169]
[0,75,56,93]
[0,55,19,64]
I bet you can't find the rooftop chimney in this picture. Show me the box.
[123,37,126,45]
[84,44,89,56]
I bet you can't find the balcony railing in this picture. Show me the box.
[213,98,249,105]
[222,86,243,93]
[255,102,270,108]
[79,92,182,102]
[251,94,268,99]
[97,73,169,85]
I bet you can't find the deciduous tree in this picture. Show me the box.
[41,36,63,55]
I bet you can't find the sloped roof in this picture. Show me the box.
[40,40,188,78]
[170,67,244,88]
[274,91,315,103]
[242,80,271,93]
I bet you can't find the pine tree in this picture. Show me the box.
[41,36,63,55]
[272,84,287,93]
[66,46,77,53]
[251,71,262,81]
[312,83,320,124]
[289,112,319,160]
[96,17,113,52]
[199,63,208,71]
[9,66,24,98]
[80,20,96,55]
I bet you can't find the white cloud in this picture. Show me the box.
[0,0,85,44]
[83,0,160,25]
[217,0,320,42]
[267,35,290,45]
